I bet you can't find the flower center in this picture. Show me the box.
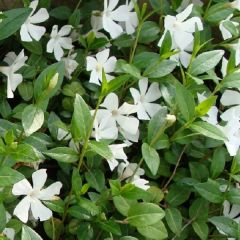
[173,20,182,29]
[105,10,111,18]
[140,95,145,103]
[29,189,40,198]
[96,63,102,73]
[111,110,119,117]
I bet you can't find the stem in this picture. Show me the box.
[51,217,56,240]
[74,0,82,11]
[163,145,188,191]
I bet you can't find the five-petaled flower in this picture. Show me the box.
[12,169,62,223]
[20,0,49,42]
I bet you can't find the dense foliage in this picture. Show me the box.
[1,0,240,239]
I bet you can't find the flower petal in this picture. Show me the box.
[13,196,31,223]
[116,115,139,135]
[89,70,101,85]
[96,49,110,65]
[30,198,52,221]
[101,93,119,111]
[54,43,64,61]
[58,25,72,37]
[111,5,130,22]
[174,31,193,50]
[181,17,203,32]
[86,56,98,71]
[176,3,193,22]
[20,24,32,42]
[144,82,161,102]
[27,23,46,41]
[221,90,240,106]
[12,179,32,196]
[139,78,148,96]
[38,182,62,200]
[107,0,119,11]
[32,169,47,190]
[103,56,117,73]
[30,8,49,24]
[103,16,123,39]
[59,37,73,50]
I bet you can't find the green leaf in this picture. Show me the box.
[34,62,65,103]
[189,198,209,221]
[43,200,64,214]
[10,143,39,163]
[76,223,93,240]
[88,141,113,160]
[137,220,168,240]
[18,82,34,101]
[0,8,31,40]
[127,202,165,227]
[221,72,240,89]
[49,6,71,20]
[107,75,130,94]
[192,220,208,240]
[166,184,190,206]
[175,84,195,121]
[144,59,177,78]
[72,167,82,195]
[209,216,239,238]
[205,3,234,23]
[138,21,160,44]
[85,170,105,192]
[142,143,160,176]
[190,121,227,141]
[21,225,43,240]
[0,166,24,187]
[21,40,42,55]
[43,147,79,163]
[210,148,226,178]
[113,196,133,217]
[113,34,134,48]
[148,107,168,144]
[115,60,141,79]
[22,104,44,136]
[160,31,172,56]
[190,50,224,76]
[71,94,92,141]
[194,179,223,203]
[43,218,63,240]
[165,208,182,235]
[195,96,217,117]
[97,220,121,236]
[0,203,6,232]
[133,52,159,69]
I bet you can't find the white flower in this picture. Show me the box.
[130,78,161,120]
[197,92,218,125]
[12,169,62,223]
[20,0,49,42]
[118,162,150,190]
[47,25,73,61]
[220,14,239,40]
[229,0,240,10]
[119,127,140,143]
[0,50,28,98]
[107,142,129,171]
[102,0,130,38]
[123,0,138,35]
[98,93,139,135]
[158,4,203,51]
[86,49,117,85]
[62,53,78,79]
[221,90,240,107]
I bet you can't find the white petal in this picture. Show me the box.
[96,49,110,65]
[30,198,52,221]
[32,169,47,190]
[130,88,140,105]
[131,177,150,190]
[143,102,161,118]
[118,102,138,115]
[20,24,32,42]
[229,204,240,218]
[4,52,17,65]
[29,0,38,13]
[38,182,62,200]
[221,57,228,77]
[86,56,98,71]
[181,17,203,32]
[221,90,240,106]
[176,4,193,22]
[13,196,31,223]
[59,37,73,50]
[116,115,139,135]
[10,73,23,91]
[107,0,119,11]
[137,104,150,120]
[179,50,191,68]
[27,23,46,41]
[111,5,130,21]
[12,179,32,196]
[174,31,193,50]
[103,16,123,39]
[107,158,119,171]
[3,228,15,240]
[101,93,119,110]
[144,82,161,102]
[164,16,176,31]
[53,43,64,61]
[89,70,101,85]
[139,78,148,96]
[58,25,72,37]
[109,144,127,160]
[30,8,49,24]
[103,56,117,73]
[46,39,55,53]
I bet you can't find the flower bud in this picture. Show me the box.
[166,114,176,124]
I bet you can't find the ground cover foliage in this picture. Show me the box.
[0,0,240,239]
